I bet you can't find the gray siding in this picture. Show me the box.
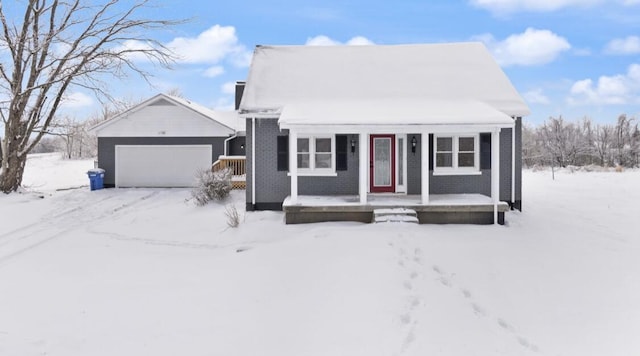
[228,136,246,156]
[431,170,491,195]
[515,117,523,209]
[245,118,253,209]
[247,119,360,209]
[247,123,521,209]
[500,128,513,202]
[407,134,422,195]
[252,119,290,205]
[406,131,514,200]
[97,136,226,187]
[407,134,490,196]
[300,134,359,196]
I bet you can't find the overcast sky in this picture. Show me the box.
[59,0,640,125]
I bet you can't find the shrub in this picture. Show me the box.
[225,204,240,228]
[191,168,232,206]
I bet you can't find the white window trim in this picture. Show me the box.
[296,135,336,175]
[433,134,480,175]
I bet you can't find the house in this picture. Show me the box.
[91,93,245,188]
[239,43,530,225]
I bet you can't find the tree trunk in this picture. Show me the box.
[1,122,29,193]
[0,151,27,193]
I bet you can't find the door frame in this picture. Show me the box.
[369,134,396,193]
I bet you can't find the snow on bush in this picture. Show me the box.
[191,168,232,206]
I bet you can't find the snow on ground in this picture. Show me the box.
[0,153,639,356]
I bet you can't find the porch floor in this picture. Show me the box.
[282,194,509,225]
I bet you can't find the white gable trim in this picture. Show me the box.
[90,94,240,137]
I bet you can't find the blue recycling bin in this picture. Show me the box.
[87,168,105,191]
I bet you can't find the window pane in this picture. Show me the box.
[459,137,475,152]
[297,138,309,153]
[315,138,331,153]
[374,138,391,186]
[297,153,309,168]
[458,153,475,167]
[436,152,453,167]
[437,137,452,151]
[315,153,331,168]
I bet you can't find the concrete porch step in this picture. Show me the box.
[373,208,419,224]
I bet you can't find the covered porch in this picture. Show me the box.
[283,193,510,225]
[278,100,515,225]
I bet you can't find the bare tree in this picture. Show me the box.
[47,115,90,159]
[612,114,638,167]
[594,124,613,166]
[0,0,183,193]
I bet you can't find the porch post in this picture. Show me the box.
[421,132,429,204]
[358,132,367,204]
[491,129,501,224]
[290,130,298,204]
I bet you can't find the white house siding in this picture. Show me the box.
[96,103,234,138]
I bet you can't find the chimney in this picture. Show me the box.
[235,81,246,110]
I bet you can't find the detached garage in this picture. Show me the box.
[91,94,244,188]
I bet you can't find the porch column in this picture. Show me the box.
[290,130,298,204]
[358,132,367,204]
[421,132,430,204]
[491,129,501,224]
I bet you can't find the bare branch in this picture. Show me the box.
[0,0,186,192]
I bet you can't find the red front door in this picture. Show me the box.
[370,135,395,193]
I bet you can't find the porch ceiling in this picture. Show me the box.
[278,99,515,128]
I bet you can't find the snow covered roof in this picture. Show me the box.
[279,99,515,127]
[166,95,244,132]
[240,42,530,125]
[90,93,243,134]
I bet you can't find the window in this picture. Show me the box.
[434,134,479,174]
[436,137,453,168]
[297,138,310,169]
[296,135,335,173]
[315,138,332,168]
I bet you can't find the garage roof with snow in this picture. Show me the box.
[239,42,530,125]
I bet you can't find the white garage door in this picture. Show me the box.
[115,145,212,187]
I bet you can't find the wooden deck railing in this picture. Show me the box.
[212,155,246,189]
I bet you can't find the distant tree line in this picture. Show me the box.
[29,97,143,159]
[523,115,640,168]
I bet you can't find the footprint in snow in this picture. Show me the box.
[438,276,452,287]
[471,303,486,317]
[400,313,412,325]
[432,265,443,275]
[518,337,539,352]
[497,318,514,332]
